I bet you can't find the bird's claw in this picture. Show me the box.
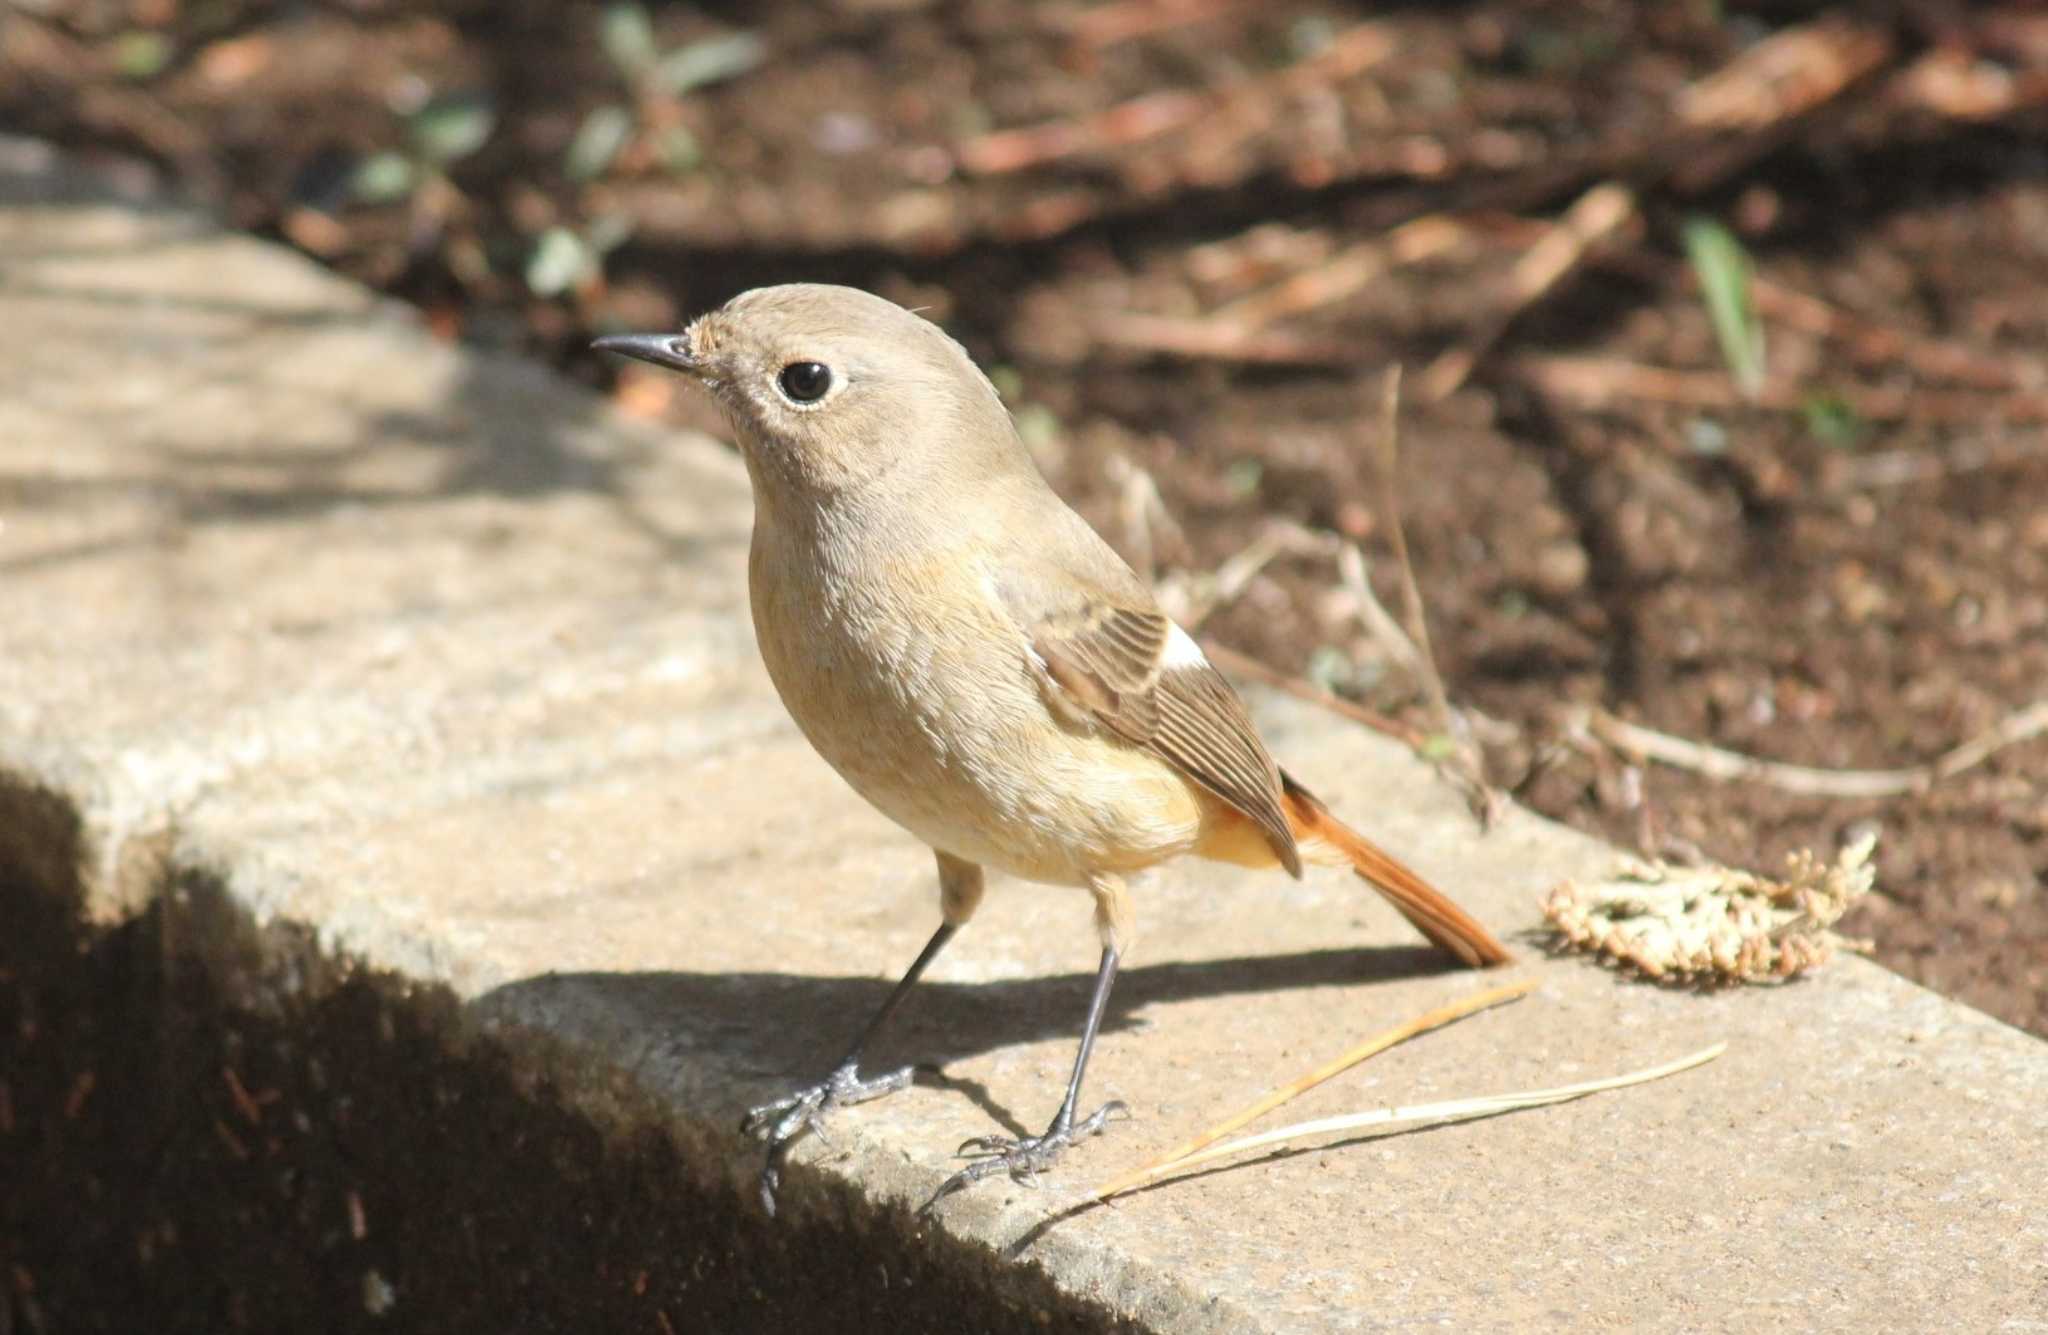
[742,1061,914,1216]
[920,1100,1128,1214]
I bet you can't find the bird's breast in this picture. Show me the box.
[746,530,1203,883]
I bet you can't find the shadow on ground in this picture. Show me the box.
[484,941,1448,1144]
[0,774,1155,1335]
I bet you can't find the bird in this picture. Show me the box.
[595,284,1509,1215]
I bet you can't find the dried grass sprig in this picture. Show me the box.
[1543,834,1876,984]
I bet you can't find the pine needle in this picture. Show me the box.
[1085,977,1535,1203]
[1092,1041,1727,1200]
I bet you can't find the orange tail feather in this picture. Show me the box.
[1281,775,1512,968]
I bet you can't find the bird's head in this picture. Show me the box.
[595,283,1020,501]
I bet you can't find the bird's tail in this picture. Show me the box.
[1281,774,1512,968]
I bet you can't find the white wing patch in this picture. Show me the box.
[1161,621,1209,671]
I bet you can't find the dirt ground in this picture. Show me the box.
[8,1,2044,1033]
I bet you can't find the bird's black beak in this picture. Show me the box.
[592,332,698,374]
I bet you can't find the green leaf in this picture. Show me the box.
[1305,645,1354,692]
[1418,733,1459,761]
[583,211,637,256]
[600,3,658,79]
[1013,404,1061,452]
[1683,216,1765,400]
[565,105,634,181]
[113,30,173,80]
[409,95,496,166]
[1802,393,1866,448]
[649,31,766,96]
[350,151,417,204]
[526,226,595,296]
[654,125,702,174]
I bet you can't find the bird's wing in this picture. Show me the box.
[1023,596,1304,877]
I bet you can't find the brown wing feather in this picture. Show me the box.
[1031,605,1303,877]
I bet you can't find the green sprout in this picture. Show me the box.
[113,30,174,81]
[1801,393,1867,449]
[525,213,635,299]
[1683,216,1766,401]
[351,93,497,207]
[565,3,763,182]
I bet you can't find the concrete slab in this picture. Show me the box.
[4,155,2045,1329]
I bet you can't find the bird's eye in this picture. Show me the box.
[777,361,833,403]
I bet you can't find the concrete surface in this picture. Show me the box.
[3,147,2045,1330]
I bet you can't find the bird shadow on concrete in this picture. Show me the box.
[478,942,1455,1138]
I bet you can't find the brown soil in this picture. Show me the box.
[6,1,2042,1040]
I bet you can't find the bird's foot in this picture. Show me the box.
[920,1100,1129,1214]
[742,1060,914,1216]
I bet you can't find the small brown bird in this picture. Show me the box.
[596,285,1508,1214]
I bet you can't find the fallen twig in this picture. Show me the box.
[1059,0,1251,52]
[1157,522,1321,628]
[1748,274,2036,393]
[1419,181,1638,401]
[1075,310,1357,366]
[1826,435,2048,490]
[1888,43,2048,123]
[1582,247,2029,395]
[1675,14,1894,132]
[1510,354,2048,424]
[1087,978,1535,1202]
[1579,702,2048,798]
[1334,540,1427,684]
[1202,642,1420,748]
[958,20,1395,175]
[1213,214,1473,329]
[1106,453,1182,585]
[1203,12,1890,333]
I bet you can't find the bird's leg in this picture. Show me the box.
[923,941,1128,1210]
[742,921,957,1213]
[744,853,984,1216]
[923,873,1135,1209]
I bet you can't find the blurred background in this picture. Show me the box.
[8,0,2044,1033]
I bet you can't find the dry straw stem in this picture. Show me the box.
[1829,436,2048,491]
[1544,835,1877,985]
[1891,44,2048,124]
[1188,11,1888,340]
[1674,14,1894,132]
[1418,181,1639,401]
[1748,274,2034,393]
[957,20,1395,175]
[1087,978,1536,1203]
[1060,0,1251,53]
[1105,453,1183,585]
[1202,640,1421,749]
[1370,369,1445,725]
[1156,520,1330,629]
[1582,702,2048,799]
[1370,369,1503,825]
[1077,310,1357,366]
[1510,354,2048,426]
[1095,1038,1727,1201]
[1212,214,1474,329]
